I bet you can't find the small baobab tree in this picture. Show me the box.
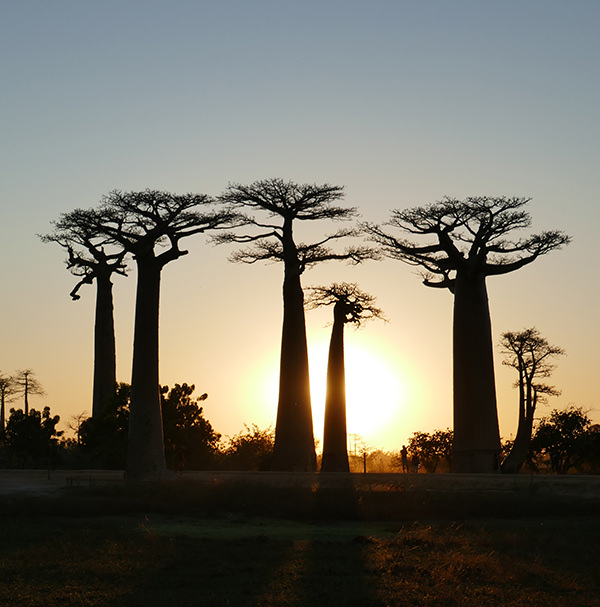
[87,189,238,481]
[217,179,377,471]
[41,209,128,418]
[499,328,564,474]
[14,369,45,416]
[365,196,570,473]
[306,283,385,472]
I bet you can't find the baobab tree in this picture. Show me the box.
[306,283,385,472]
[88,189,238,481]
[41,209,128,418]
[365,196,570,473]
[217,179,376,471]
[14,369,45,416]
[499,328,564,474]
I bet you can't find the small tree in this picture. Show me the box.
[78,382,130,469]
[41,209,128,418]
[13,370,45,416]
[87,190,237,481]
[5,406,62,469]
[0,373,17,434]
[217,178,376,471]
[306,283,385,472]
[531,406,591,474]
[365,196,570,472]
[219,424,275,471]
[160,383,220,470]
[500,328,564,474]
[407,429,454,473]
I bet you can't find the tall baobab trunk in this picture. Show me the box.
[501,381,535,474]
[272,258,316,471]
[452,271,501,473]
[320,301,350,472]
[92,274,117,418]
[125,258,168,481]
[23,374,30,416]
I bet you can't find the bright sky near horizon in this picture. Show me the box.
[1,1,598,452]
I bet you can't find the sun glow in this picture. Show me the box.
[308,339,407,450]
[253,338,409,452]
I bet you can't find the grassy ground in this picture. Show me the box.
[1,478,599,606]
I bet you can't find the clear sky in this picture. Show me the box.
[1,1,598,452]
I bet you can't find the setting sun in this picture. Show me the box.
[308,339,407,451]
[253,337,408,452]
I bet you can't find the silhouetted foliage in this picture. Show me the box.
[0,373,17,434]
[217,179,377,471]
[365,196,570,473]
[306,283,385,473]
[78,382,130,469]
[500,328,564,474]
[41,209,128,418]
[160,383,220,470]
[4,406,62,469]
[580,425,600,474]
[405,429,454,473]
[13,369,45,416]
[219,424,275,471]
[85,189,238,480]
[531,407,593,474]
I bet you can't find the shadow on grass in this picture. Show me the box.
[100,533,381,607]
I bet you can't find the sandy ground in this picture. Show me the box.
[1,469,599,499]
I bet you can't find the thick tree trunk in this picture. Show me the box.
[451,271,501,473]
[320,303,350,472]
[92,275,117,418]
[125,258,168,481]
[501,382,535,474]
[272,264,316,471]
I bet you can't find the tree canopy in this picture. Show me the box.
[365,196,570,291]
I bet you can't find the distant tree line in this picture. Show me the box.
[1,378,598,474]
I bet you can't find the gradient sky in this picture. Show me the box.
[1,1,598,451]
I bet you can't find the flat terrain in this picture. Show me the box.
[1,471,599,606]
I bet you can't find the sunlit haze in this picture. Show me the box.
[1,1,598,453]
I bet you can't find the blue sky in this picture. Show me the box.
[1,1,598,450]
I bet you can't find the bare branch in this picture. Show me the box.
[364,196,570,290]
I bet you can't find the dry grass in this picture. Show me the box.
[1,478,599,606]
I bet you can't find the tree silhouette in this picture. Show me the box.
[5,406,62,469]
[13,369,45,416]
[406,429,454,473]
[78,382,131,469]
[0,373,17,434]
[365,196,570,473]
[41,209,128,418]
[306,283,385,472]
[217,179,376,471]
[88,189,237,481]
[531,406,591,473]
[160,383,221,470]
[219,424,275,471]
[500,328,564,474]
